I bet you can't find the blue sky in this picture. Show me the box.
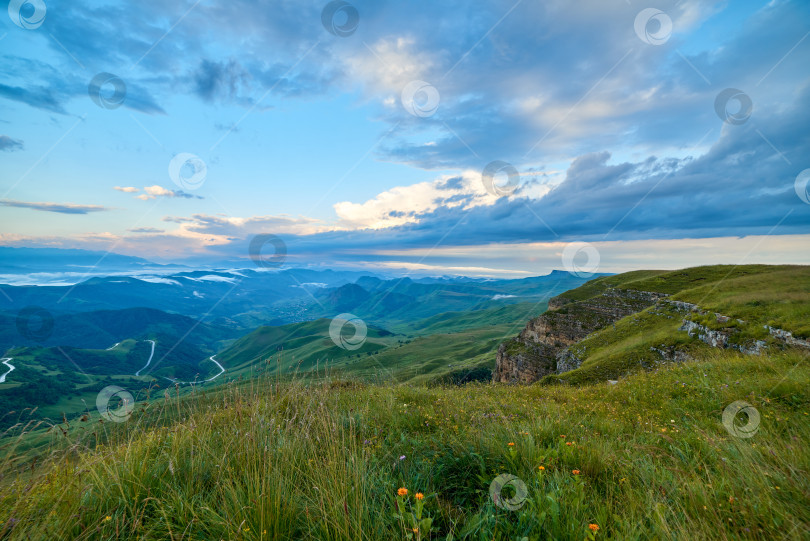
[1,0,809,276]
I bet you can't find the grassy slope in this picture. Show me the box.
[217,303,548,384]
[1,348,807,539]
[392,301,548,336]
[541,265,810,386]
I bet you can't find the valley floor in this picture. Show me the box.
[1,348,808,540]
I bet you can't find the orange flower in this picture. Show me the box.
[397,488,408,496]
[538,466,545,471]
[566,441,573,446]
[560,435,566,438]
[508,442,515,447]
[415,493,424,500]
[589,524,599,531]
[572,469,581,475]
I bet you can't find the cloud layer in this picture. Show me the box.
[1,0,809,274]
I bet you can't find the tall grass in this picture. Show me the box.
[1,349,808,539]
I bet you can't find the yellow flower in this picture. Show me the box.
[102,516,112,523]
[415,492,424,500]
[538,466,545,471]
[397,487,408,496]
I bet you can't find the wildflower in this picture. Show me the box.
[538,466,545,471]
[508,442,515,447]
[399,455,406,461]
[412,528,419,533]
[589,524,599,532]
[560,434,566,438]
[572,469,581,475]
[398,488,408,496]
[415,493,424,500]
[566,441,573,446]
[102,516,112,523]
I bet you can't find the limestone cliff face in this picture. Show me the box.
[493,288,667,383]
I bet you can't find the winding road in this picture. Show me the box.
[0,358,14,383]
[134,339,156,376]
[163,355,226,384]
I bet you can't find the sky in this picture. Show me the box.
[1,0,809,277]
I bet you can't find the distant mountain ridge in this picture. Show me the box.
[0,268,599,330]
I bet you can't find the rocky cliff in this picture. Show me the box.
[493,288,667,383]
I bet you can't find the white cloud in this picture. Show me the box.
[333,171,496,229]
[136,185,174,200]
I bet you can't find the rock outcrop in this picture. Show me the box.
[766,326,810,349]
[493,288,667,383]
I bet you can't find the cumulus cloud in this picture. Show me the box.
[114,186,139,193]
[333,173,492,229]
